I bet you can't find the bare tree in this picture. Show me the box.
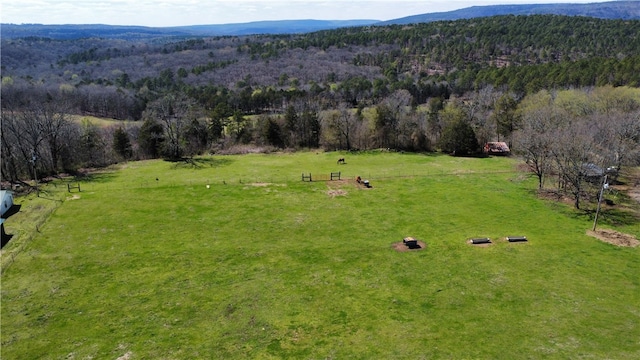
[550,119,599,209]
[464,87,501,147]
[1,110,32,182]
[592,110,640,176]
[374,89,413,149]
[143,93,202,160]
[397,111,429,151]
[1,85,76,178]
[513,105,562,189]
[425,97,444,145]
[323,103,361,150]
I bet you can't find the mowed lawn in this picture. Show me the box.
[2,152,639,359]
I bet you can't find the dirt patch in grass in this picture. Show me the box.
[116,351,132,360]
[629,187,640,203]
[586,229,640,247]
[246,183,286,188]
[616,176,640,204]
[537,189,575,204]
[326,179,353,197]
[392,240,427,252]
[327,189,348,197]
[329,179,351,186]
[251,182,271,187]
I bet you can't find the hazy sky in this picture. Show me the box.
[1,0,606,27]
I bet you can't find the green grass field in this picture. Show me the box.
[2,152,639,359]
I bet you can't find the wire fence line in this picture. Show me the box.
[1,168,523,274]
[73,169,522,193]
[1,204,58,275]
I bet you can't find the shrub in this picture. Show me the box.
[438,119,480,156]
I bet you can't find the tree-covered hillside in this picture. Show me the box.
[2,15,640,199]
[3,15,639,119]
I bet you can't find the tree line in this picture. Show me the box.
[3,81,639,211]
[2,15,640,206]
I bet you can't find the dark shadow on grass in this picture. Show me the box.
[346,149,442,157]
[73,171,118,184]
[459,152,490,158]
[167,157,234,170]
[1,224,13,248]
[1,204,22,220]
[588,208,640,227]
[25,188,64,202]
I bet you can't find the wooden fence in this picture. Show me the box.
[301,172,341,182]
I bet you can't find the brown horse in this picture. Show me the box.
[337,158,345,164]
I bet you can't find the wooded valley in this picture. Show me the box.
[2,14,639,208]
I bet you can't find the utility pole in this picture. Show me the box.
[592,174,608,231]
[31,153,39,197]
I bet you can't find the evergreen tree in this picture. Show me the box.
[184,119,208,155]
[113,127,133,160]
[374,104,396,148]
[80,120,104,166]
[229,111,247,142]
[137,119,164,159]
[263,117,285,148]
[300,106,321,148]
[438,119,479,156]
[208,102,232,142]
[284,105,299,147]
[492,94,521,142]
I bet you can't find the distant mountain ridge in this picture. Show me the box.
[1,1,638,39]
[381,1,640,25]
[172,20,380,36]
[0,20,380,40]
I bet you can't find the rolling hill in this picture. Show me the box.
[0,20,379,40]
[381,1,640,25]
[1,1,638,39]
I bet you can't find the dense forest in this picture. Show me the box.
[2,15,640,208]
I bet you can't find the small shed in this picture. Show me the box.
[582,163,604,183]
[1,190,14,218]
[483,142,510,155]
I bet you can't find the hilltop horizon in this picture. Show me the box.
[2,0,617,28]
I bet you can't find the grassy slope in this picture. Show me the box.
[69,115,142,129]
[2,152,639,359]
